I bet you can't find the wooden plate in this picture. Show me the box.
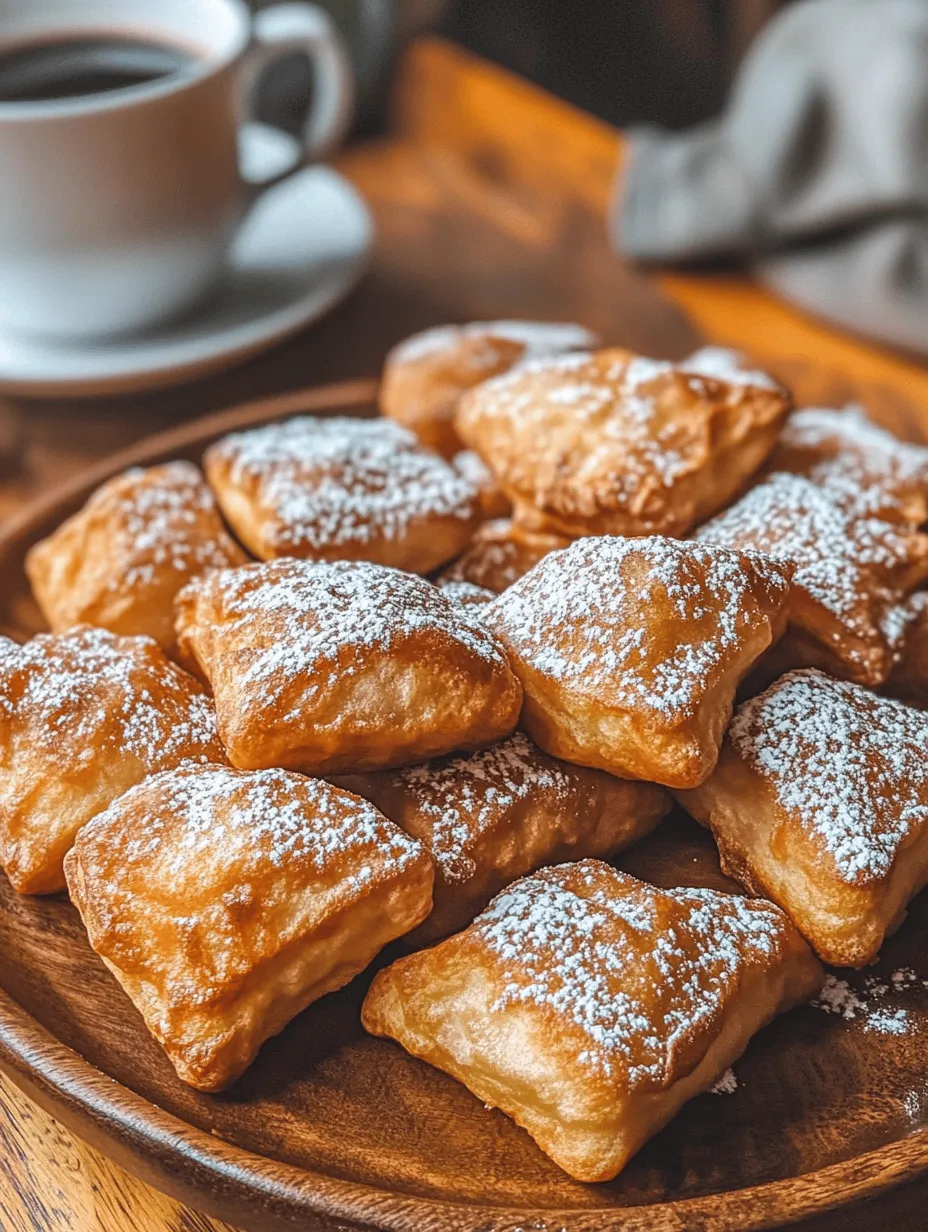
[2,379,928,1232]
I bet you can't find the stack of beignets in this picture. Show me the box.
[16,322,928,1186]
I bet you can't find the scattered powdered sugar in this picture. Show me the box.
[207,417,479,552]
[485,536,790,719]
[90,461,240,592]
[100,764,423,887]
[477,862,792,1084]
[710,1068,739,1094]
[391,731,576,882]
[729,669,928,883]
[193,559,510,709]
[812,969,925,1036]
[683,346,780,390]
[696,472,928,671]
[883,590,928,658]
[773,406,928,518]
[0,625,220,765]
[389,320,596,365]
[433,578,496,611]
[813,974,865,1020]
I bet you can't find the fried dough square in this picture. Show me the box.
[204,415,482,574]
[438,517,570,593]
[0,626,225,894]
[339,731,670,943]
[677,669,928,967]
[768,406,928,524]
[455,348,790,539]
[65,765,434,1091]
[484,536,792,788]
[696,472,928,686]
[363,860,821,1182]
[175,559,522,775]
[380,321,597,456]
[25,462,247,658]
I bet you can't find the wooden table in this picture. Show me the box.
[1,35,927,1232]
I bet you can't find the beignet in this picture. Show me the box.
[0,626,224,894]
[455,348,790,539]
[768,406,928,524]
[175,559,522,775]
[65,765,434,1091]
[204,416,481,573]
[339,731,670,943]
[484,536,792,788]
[25,461,246,658]
[438,518,570,594]
[696,472,928,686]
[362,860,821,1182]
[677,669,928,967]
[380,321,597,456]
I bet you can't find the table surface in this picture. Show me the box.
[2,35,928,1232]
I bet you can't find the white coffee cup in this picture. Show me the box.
[0,0,355,340]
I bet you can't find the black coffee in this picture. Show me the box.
[0,37,197,103]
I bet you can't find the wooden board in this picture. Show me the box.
[2,380,928,1232]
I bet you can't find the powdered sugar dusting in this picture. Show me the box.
[0,625,220,765]
[434,579,496,610]
[185,559,510,710]
[207,417,478,553]
[773,406,928,519]
[476,861,796,1084]
[684,346,779,389]
[87,461,241,592]
[94,764,424,888]
[696,472,928,676]
[710,1068,738,1094]
[729,669,928,883]
[812,970,924,1036]
[390,732,578,882]
[485,536,790,719]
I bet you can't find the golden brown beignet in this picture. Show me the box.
[175,558,522,775]
[204,416,481,573]
[455,348,790,539]
[678,669,928,967]
[884,591,928,703]
[696,472,928,687]
[0,626,225,895]
[65,764,433,1091]
[768,406,928,524]
[363,860,821,1182]
[484,536,792,789]
[438,518,570,594]
[380,321,597,456]
[339,731,670,943]
[25,461,246,658]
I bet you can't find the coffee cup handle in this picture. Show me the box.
[239,2,355,194]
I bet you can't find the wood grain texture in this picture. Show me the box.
[1,33,928,1232]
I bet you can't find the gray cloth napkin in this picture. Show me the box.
[615,0,928,355]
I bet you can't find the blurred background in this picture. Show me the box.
[254,0,793,133]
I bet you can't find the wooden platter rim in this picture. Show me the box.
[2,379,928,1231]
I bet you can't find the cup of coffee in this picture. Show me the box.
[0,0,355,340]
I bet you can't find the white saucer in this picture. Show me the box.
[0,131,373,398]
